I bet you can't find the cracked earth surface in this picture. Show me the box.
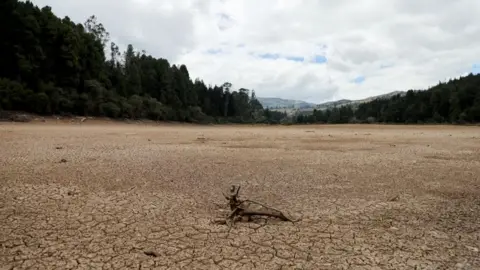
[1,122,480,269]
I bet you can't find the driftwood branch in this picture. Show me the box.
[213,185,301,225]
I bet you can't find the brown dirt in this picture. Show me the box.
[1,122,480,269]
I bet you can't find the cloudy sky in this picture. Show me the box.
[33,0,480,103]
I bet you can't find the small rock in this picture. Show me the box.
[55,146,63,150]
[60,159,67,163]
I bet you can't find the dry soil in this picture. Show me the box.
[1,121,479,269]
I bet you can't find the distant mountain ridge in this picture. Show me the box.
[256,97,316,109]
[315,91,405,110]
[258,91,405,111]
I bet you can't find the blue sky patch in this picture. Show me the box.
[472,63,480,75]
[254,53,307,62]
[313,55,327,64]
[352,76,365,84]
[285,56,304,62]
[259,53,280,60]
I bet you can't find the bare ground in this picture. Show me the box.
[1,122,479,269]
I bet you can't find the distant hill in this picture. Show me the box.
[315,99,352,110]
[260,91,406,116]
[315,91,405,110]
[257,97,316,109]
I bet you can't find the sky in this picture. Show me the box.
[32,0,480,103]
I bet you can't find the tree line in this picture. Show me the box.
[295,73,480,124]
[0,0,266,123]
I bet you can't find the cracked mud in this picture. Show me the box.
[1,122,479,269]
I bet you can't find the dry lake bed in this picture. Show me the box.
[1,122,479,269]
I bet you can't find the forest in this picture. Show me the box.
[296,73,480,124]
[0,0,264,123]
[1,0,480,124]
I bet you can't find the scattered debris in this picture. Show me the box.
[213,185,301,226]
[67,191,78,196]
[388,195,400,202]
[143,250,159,257]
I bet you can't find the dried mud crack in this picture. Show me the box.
[1,122,479,269]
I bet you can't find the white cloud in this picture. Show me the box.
[32,0,480,103]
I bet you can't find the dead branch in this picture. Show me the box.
[214,184,301,226]
[239,209,291,221]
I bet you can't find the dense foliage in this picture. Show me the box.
[0,0,266,123]
[295,74,480,124]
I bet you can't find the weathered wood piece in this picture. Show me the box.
[215,185,300,225]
